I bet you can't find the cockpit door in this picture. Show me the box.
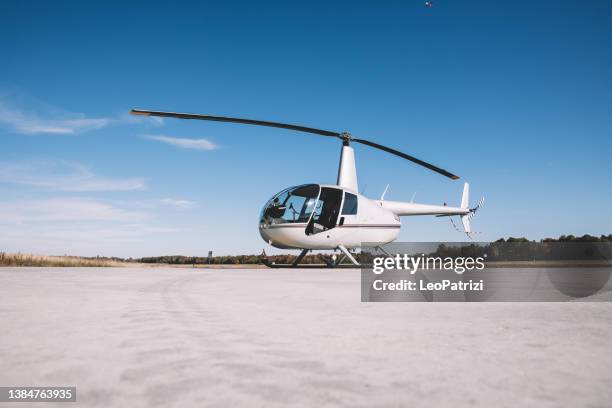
[306,187,343,235]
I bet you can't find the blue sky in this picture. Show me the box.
[1,1,611,257]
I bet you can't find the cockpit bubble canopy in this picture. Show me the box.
[261,184,320,225]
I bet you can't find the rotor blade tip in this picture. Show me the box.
[130,109,149,116]
[451,175,460,180]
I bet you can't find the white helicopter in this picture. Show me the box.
[131,109,483,267]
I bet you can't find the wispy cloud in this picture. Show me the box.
[0,94,163,135]
[0,222,179,257]
[144,134,218,151]
[0,161,146,192]
[0,224,176,244]
[0,100,110,135]
[0,203,178,259]
[160,198,195,208]
[0,197,146,223]
[0,196,181,256]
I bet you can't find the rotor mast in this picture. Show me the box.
[336,133,358,192]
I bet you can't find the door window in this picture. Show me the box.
[306,187,343,235]
[341,192,358,215]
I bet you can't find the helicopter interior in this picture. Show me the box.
[261,184,358,235]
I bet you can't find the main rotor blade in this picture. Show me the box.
[352,138,460,180]
[131,109,459,179]
[131,109,341,137]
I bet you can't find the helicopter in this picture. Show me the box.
[131,109,483,267]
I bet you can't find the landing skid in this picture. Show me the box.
[260,247,362,269]
[261,261,359,269]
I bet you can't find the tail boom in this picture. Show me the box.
[377,182,482,236]
[377,201,469,217]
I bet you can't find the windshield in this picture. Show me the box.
[260,184,320,225]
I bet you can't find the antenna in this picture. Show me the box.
[380,184,390,200]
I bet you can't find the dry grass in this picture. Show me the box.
[0,252,129,267]
[0,253,265,268]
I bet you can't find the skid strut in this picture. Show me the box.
[337,245,360,266]
[292,249,310,267]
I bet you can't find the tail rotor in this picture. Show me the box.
[460,196,485,238]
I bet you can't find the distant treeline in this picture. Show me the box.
[425,234,612,262]
[136,253,333,265]
[134,234,612,265]
[497,234,612,243]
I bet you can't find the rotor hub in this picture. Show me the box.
[340,132,352,145]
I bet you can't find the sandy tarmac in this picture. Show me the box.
[1,267,611,407]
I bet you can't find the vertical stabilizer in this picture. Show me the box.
[337,145,358,192]
[460,182,471,234]
[461,182,469,209]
